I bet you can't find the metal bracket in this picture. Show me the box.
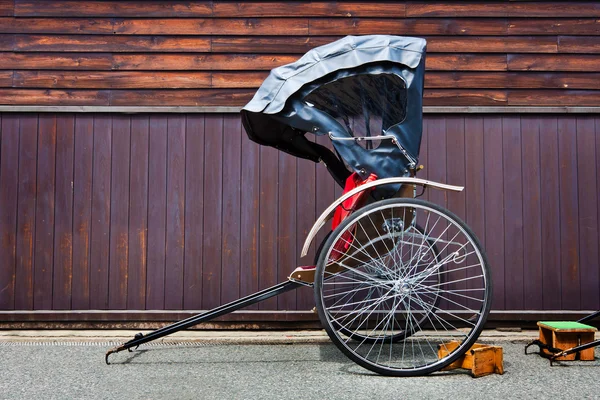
[328,133,417,168]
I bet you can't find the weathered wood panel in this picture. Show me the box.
[1,112,599,317]
[0,114,18,310]
[0,1,597,107]
[52,115,74,310]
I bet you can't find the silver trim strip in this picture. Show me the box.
[300,177,464,257]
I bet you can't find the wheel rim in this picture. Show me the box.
[315,199,491,375]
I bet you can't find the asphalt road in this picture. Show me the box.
[1,339,599,399]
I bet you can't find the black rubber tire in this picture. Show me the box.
[314,198,492,376]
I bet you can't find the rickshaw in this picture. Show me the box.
[106,35,492,377]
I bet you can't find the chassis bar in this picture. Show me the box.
[105,280,302,364]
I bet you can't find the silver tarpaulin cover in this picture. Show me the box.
[241,35,426,194]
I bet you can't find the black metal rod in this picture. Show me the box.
[106,280,302,363]
[578,310,600,324]
[551,339,600,364]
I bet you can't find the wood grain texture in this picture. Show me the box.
[575,117,599,309]
[89,115,111,309]
[508,90,600,106]
[13,34,212,52]
[0,89,110,105]
[539,117,561,310]
[112,54,298,71]
[426,72,600,90]
[520,117,543,310]
[221,115,242,304]
[483,116,505,309]
[558,36,600,54]
[0,2,597,108]
[15,1,406,18]
[183,114,205,309]
[0,53,113,70]
[202,115,223,310]
[0,114,19,310]
[127,116,149,310]
[15,1,212,17]
[52,115,74,310]
[14,71,212,89]
[164,116,186,309]
[508,54,600,72]
[557,117,580,309]
[509,18,600,35]
[309,18,507,36]
[1,113,599,317]
[71,115,93,309]
[108,116,130,310]
[146,116,168,309]
[33,114,56,310]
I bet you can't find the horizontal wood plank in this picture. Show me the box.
[13,34,212,52]
[0,70,12,86]
[0,17,115,34]
[0,89,109,104]
[9,35,562,54]
[15,1,407,18]
[559,36,600,54]
[113,18,309,36]
[2,17,596,37]
[408,2,600,18]
[109,89,255,106]
[509,18,600,35]
[508,54,600,72]
[13,71,212,89]
[0,52,113,69]
[426,72,600,90]
[426,36,557,53]
[211,72,269,88]
[7,88,587,107]
[407,2,508,17]
[0,17,310,35]
[11,71,600,91]
[508,90,600,106]
[423,89,507,106]
[309,18,508,36]
[211,36,336,54]
[113,54,298,71]
[15,0,212,17]
[508,2,600,17]
[9,70,600,91]
[211,2,407,18]
[427,54,507,71]
[0,0,12,16]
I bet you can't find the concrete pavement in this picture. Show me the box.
[1,330,600,399]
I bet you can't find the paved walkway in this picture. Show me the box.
[1,333,600,400]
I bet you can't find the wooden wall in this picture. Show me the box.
[0,1,599,323]
[0,113,599,321]
[0,1,597,107]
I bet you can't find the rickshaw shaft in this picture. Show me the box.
[106,280,301,363]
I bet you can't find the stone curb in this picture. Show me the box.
[0,329,547,345]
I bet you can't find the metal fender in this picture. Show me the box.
[301,177,464,257]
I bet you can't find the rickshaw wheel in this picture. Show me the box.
[314,198,492,376]
[315,225,441,344]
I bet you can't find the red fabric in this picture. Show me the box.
[331,172,377,230]
[329,172,377,261]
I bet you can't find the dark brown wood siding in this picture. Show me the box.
[0,1,596,106]
[1,113,599,317]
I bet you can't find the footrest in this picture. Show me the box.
[438,341,504,378]
[535,321,597,361]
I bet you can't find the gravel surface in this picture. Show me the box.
[1,340,600,399]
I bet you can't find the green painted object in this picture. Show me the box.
[538,321,597,331]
